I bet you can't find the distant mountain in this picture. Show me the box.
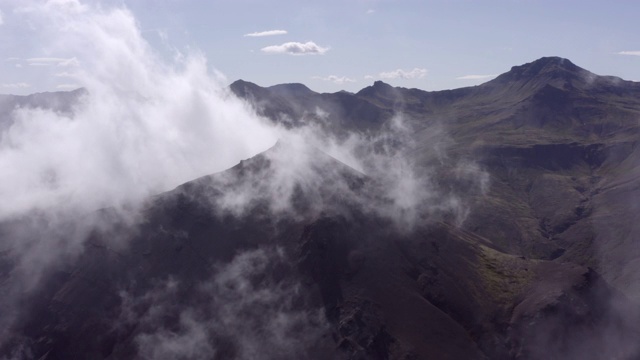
[3,58,640,359]
[0,88,86,131]
[230,80,390,134]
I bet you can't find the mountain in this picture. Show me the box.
[231,57,640,269]
[0,88,86,131]
[229,80,390,134]
[3,57,640,359]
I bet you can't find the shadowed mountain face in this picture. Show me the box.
[3,57,640,359]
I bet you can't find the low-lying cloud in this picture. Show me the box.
[121,247,331,360]
[0,1,280,341]
[261,41,329,55]
[0,0,487,355]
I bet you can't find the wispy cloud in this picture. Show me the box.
[261,41,329,55]
[379,68,427,80]
[0,9,4,25]
[456,74,498,80]
[366,9,375,14]
[244,30,287,37]
[312,75,356,84]
[27,57,79,67]
[617,51,640,56]
[1,82,30,88]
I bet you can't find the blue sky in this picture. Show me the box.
[1,0,640,94]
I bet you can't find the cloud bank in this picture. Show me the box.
[261,41,329,55]
[0,4,279,220]
[0,2,282,332]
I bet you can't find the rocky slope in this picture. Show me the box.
[2,57,640,359]
[231,57,640,296]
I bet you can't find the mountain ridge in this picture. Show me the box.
[231,56,638,100]
[3,57,640,359]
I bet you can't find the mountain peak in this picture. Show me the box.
[229,79,265,98]
[356,80,398,99]
[487,56,600,92]
[372,80,392,88]
[513,57,581,75]
[267,83,315,96]
[495,56,589,83]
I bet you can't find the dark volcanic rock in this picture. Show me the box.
[4,57,640,359]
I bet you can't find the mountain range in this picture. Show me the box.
[2,57,640,359]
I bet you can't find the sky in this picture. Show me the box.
[1,0,640,95]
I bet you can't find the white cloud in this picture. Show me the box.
[244,30,287,37]
[16,64,22,68]
[0,9,4,25]
[1,82,30,88]
[0,2,488,347]
[27,57,79,67]
[44,0,88,14]
[379,68,427,80]
[312,75,356,84]
[456,74,498,80]
[364,74,375,80]
[56,83,79,89]
[366,9,375,14]
[618,51,640,56]
[0,0,280,318]
[261,41,329,55]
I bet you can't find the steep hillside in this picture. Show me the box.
[232,57,640,301]
[3,141,638,359]
[2,57,640,359]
